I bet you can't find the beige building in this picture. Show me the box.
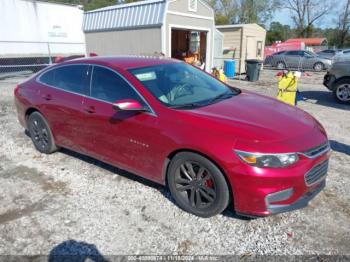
[216,24,266,73]
[83,0,215,71]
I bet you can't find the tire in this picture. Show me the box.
[167,152,230,218]
[276,61,286,70]
[27,111,58,154]
[313,62,324,72]
[333,79,350,104]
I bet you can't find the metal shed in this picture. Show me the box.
[216,24,266,73]
[83,0,215,70]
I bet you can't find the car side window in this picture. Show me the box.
[90,66,143,104]
[286,51,299,56]
[303,51,314,57]
[39,65,90,95]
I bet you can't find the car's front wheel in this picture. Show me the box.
[333,80,350,103]
[167,152,230,217]
[313,62,324,72]
[27,111,58,154]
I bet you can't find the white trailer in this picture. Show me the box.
[0,0,86,58]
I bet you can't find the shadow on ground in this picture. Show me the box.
[300,90,350,111]
[23,132,256,221]
[61,148,251,220]
[330,140,350,156]
[62,148,252,220]
[49,240,108,262]
[60,147,171,195]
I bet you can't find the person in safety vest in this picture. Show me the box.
[276,70,302,106]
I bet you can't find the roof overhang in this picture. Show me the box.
[83,0,166,33]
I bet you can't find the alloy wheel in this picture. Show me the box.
[30,117,49,150]
[336,84,350,102]
[174,161,216,208]
[314,63,323,71]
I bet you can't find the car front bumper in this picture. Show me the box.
[323,73,337,90]
[265,180,325,214]
[229,151,330,217]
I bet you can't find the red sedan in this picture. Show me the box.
[14,56,331,217]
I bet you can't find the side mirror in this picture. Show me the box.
[112,99,148,112]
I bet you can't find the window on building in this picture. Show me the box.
[189,31,200,53]
[257,41,263,57]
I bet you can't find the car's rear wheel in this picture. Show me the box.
[333,80,350,103]
[313,62,324,72]
[276,61,286,70]
[27,111,58,154]
[167,152,230,218]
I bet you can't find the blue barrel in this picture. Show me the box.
[224,60,236,78]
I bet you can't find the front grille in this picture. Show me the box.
[305,160,329,186]
[301,141,330,158]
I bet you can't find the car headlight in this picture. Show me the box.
[235,150,299,168]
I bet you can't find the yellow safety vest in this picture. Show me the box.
[276,72,298,106]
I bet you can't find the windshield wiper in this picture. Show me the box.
[168,102,203,109]
[207,91,235,105]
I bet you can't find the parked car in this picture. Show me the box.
[316,49,342,59]
[264,50,286,65]
[324,61,350,103]
[14,56,331,218]
[268,50,332,71]
[332,49,350,63]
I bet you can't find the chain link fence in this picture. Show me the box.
[0,41,85,79]
[213,47,244,75]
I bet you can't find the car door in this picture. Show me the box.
[302,51,315,69]
[37,64,91,152]
[284,51,302,69]
[81,65,159,179]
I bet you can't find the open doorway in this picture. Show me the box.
[171,28,207,70]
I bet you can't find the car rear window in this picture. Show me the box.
[39,65,90,95]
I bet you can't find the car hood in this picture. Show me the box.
[316,56,332,61]
[178,91,327,152]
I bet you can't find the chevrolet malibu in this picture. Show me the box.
[14,56,331,217]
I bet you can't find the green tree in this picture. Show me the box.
[209,0,239,24]
[284,0,330,38]
[239,0,280,24]
[215,13,231,25]
[335,0,350,47]
[266,22,292,45]
[85,0,118,11]
[209,0,280,25]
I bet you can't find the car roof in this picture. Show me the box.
[61,56,180,70]
[283,50,302,53]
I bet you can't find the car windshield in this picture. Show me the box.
[128,62,240,109]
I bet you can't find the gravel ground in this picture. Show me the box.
[0,70,349,256]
